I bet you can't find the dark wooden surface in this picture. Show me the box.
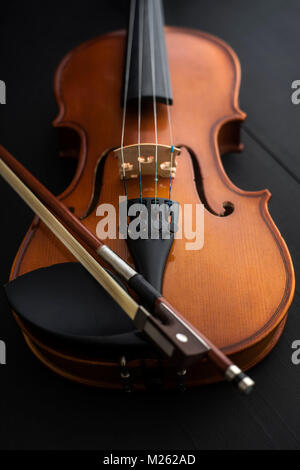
[0,0,300,450]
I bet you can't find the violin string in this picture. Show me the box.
[120,0,136,197]
[148,0,159,203]
[154,1,174,203]
[137,0,144,203]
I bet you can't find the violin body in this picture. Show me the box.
[10,28,295,388]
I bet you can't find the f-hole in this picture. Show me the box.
[181,145,234,217]
[81,148,115,219]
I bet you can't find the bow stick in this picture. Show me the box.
[0,146,254,393]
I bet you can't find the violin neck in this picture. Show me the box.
[124,0,173,105]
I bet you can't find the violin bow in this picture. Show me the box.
[0,146,254,393]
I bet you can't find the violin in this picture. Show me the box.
[1,0,295,390]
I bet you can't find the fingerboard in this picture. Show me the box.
[123,0,173,105]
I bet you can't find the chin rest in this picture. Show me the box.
[4,262,154,359]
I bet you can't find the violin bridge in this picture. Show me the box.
[114,143,180,180]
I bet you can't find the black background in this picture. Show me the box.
[1,0,300,450]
